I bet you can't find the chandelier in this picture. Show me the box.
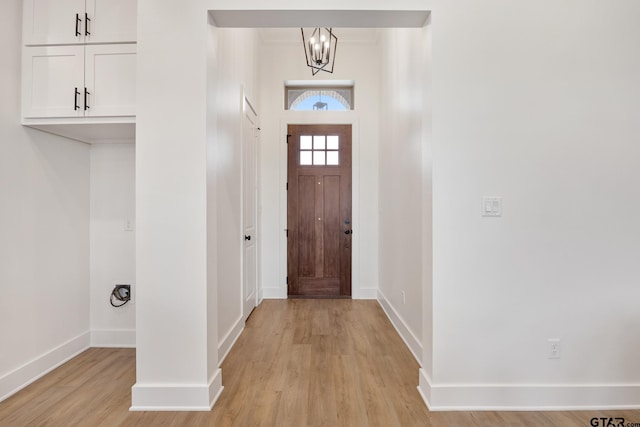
[301,28,338,76]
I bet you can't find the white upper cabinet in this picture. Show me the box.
[85,44,136,117]
[22,45,85,118]
[23,44,136,118]
[23,0,84,45]
[85,0,137,44]
[24,0,137,45]
[22,0,136,142]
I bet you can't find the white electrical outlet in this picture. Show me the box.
[401,291,406,305]
[548,338,561,359]
[124,219,133,231]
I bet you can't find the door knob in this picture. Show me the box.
[344,230,351,235]
[244,235,251,241]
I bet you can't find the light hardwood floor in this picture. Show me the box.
[0,300,638,426]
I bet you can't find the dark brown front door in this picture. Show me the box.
[287,124,352,298]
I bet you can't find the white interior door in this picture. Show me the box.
[242,96,259,321]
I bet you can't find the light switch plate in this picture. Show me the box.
[481,197,502,217]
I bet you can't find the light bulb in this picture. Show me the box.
[310,37,315,44]
[320,34,326,42]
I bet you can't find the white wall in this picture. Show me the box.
[420,16,433,392]
[422,0,640,409]
[258,32,380,300]
[134,4,258,411]
[133,0,640,411]
[133,0,217,410]
[206,15,221,392]
[378,28,429,362]
[213,27,260,361]
[0,0,90,402]
[89,144,136,347]
[342,0,640,410]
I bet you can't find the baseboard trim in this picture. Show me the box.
[218,316,244,364]
[418,368,433,410]
[208,368,224,408]
[0,332,90,403]
[130,369,223,411]
[262,287,286,299]
[353,288,377,300]
[420,372,640,411]
[91,329,136,348]
[377,290,422,364]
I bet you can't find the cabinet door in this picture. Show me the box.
[23,0,86,45]
[85,0,137,44]
[23,46,85,118]
[85,44,136,117]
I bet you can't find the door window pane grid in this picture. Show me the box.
[300,135,340,166]
[327,151,339,165]
[300,135,312,150]
[300,151,312,165]
[327,135,339,150]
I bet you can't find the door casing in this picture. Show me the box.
[277,114,364,299]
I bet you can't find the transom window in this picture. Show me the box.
[300,135,339,166]
[286,86,354,111]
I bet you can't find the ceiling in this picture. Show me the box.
[211,9,431,44]
[209,10,430,28]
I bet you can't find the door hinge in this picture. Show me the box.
[286,182,288,191]
[285,228,288,237]
[286,134,291,143]
[286,276,288,285]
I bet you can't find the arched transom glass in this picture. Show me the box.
[286,86,354,111]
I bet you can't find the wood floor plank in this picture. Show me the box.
[1,299,639,426]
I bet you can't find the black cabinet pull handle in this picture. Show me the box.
[244,235,251,241]
[75,13,81,37]
[84,88,90,111]
[74,87,80,110]
[85,13,91,36]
